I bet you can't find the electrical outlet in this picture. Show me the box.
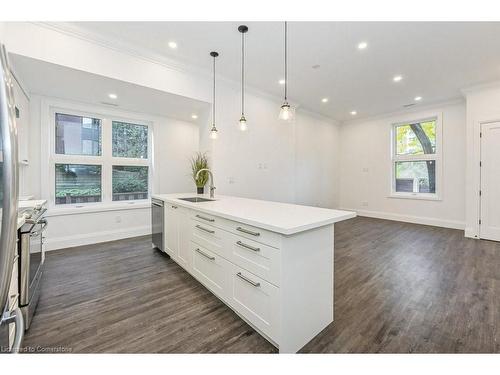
[115,216,122,223]
[361,201,369,207]
[362,167,369,173]
[228,176,235,184]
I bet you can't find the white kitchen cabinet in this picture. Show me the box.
[12,76,30,165]
[165,204,191,271]
[164,204,179,258]
[191,242,231,301]
[154,193,355,353]
[176,207,191,271]
[229,263,279,341]
[164,204,334,353]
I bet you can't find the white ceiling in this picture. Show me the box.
[10,54,210,123]
[41,22,500,121]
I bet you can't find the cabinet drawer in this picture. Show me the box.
[191,209,281,249]
[191,211,218,225]
[227,232,280,286]
[227,223,281,249]
[191,242,231,301]
[229,265,279,341]
[190,220,228,259]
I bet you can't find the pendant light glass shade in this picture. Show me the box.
[239,115,247,131]
[279,102,292,121]
[209,124,218,139]
[238,25,249,131]
[279,21,293,122]
[209,51,219,139]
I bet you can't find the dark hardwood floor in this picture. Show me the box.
[23,217,500,353]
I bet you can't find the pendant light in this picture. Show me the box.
[209,51,219,140]
[279,21,293,121]
[238,25,248,131]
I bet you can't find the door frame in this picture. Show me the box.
[479,120,500,240]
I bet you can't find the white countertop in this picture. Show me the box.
[19,199,47,211]
[17,199,47,229]
[152,193,356,235]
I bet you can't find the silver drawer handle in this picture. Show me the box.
[196,225,215,234]
[236,272,260,287]
[196,214,215,222]
[236,240,260,252]
[236,226,260,236]
[196,248,215,261]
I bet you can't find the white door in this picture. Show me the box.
[480,122,500,241]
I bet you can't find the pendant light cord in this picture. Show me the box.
[241,31,245,116]
[284,21,288,102]
[213,54,216,125]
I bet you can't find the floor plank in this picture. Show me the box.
[23,217,500,353]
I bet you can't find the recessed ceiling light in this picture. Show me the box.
[414,96,422,101]
[350,110,357,115]
[321,98,329,103]
[279,79,286,85]
[168,41,178,49]
[357,42,368,50]
[393,75,403,82]
[108,93,117,99]
[191,114,198,119]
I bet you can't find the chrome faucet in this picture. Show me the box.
[196,168,216,199]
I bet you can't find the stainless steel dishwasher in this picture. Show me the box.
[151,199,165,254]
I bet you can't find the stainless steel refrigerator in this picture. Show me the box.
[0,43,23,353]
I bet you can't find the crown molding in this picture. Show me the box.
[460,80,500,95]
[33,22,304,116]
[340,97,465,126]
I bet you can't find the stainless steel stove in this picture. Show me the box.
[18,206,47,330]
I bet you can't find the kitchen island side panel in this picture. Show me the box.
[279,224,334,353]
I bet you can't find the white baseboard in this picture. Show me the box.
[340,208,465,230]
[45,225,151,251]
[464,227,479,239]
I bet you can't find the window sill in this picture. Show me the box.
[46,200,151,217]
[388,193,442,201]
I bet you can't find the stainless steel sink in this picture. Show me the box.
[177,197,214,203]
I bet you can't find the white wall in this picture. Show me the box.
[27,95,199,250]
[463,83,500,238]
[294,111,340,208]
[339,101,466,229]
[198,83,341,207]
[6,22,341,210]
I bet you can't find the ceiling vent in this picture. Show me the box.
[403,103,416,108]
[100,101,119,107]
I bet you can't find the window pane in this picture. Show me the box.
[112,121,148,158]
[112,166,148,201]
[55,164,102,205]
[395,160,436,194]
[55,113,102,155]
[396,120,436,155]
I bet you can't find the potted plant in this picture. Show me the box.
[191,152,209,194]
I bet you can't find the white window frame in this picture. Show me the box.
[390,113,442,201]
[42,100,154,212]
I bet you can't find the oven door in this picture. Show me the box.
[20,218,48,306]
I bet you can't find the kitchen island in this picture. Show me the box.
[151,193,356,353]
